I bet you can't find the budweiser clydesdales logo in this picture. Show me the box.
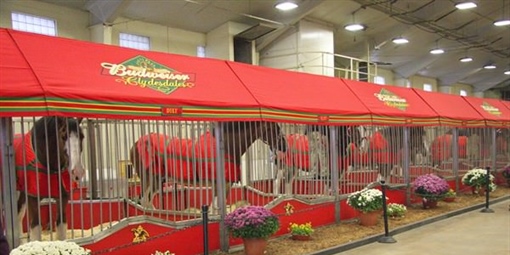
[374,88,409,111]
[480,102,501,116]
[101,55,195,94]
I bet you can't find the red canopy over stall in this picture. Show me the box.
[340,80,440,126]
[0,29,48,116]
[0,29,262,121]
[227,62,372,124]
[502,100,510,114]
[462,96,510,127]
[413,89,485,127]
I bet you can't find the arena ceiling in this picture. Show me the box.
[39,0,510,93]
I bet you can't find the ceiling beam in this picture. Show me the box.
[438,67,482,86]
[256,0,327,52]
[393,53,441,78]
[85,0,133,26]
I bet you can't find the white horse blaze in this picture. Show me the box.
[66,132,84,180]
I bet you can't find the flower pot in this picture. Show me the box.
[358,211,380,226]
[243,238,267,255]
[471,186,486,196]
[291,235,311,241]
[443,197,455,203]
[422,198,438,209]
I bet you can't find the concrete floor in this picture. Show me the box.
[335,200,510,255]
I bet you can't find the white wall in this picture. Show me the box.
[260,20,335,76]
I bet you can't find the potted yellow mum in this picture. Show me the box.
[288,222,314,241]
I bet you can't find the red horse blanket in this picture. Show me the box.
[137,132,240,182]
[14,133,73,198]
[284,133,358,171]
[351,131,399,165]
[431,134,468,162]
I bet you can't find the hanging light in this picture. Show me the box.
[494,19,510,26]
[344,13,366,32]
[494,0,510,26]
[392,37,409,44]
[344,23,366,31]
[275,1,298,11]
[459,56,473,62]
[455,2,477,10]
[430,48,445,54]
[483,64,497,69]
[429,39,444,54]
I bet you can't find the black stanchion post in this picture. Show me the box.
[378,180,396,243]
[202,205,210,254]
[480,167,494,213]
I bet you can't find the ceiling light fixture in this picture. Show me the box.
[275,1,298,11]
[459,56,473,62]
[494,0,510,26]
[505,70,510,75]
[344,23,366,31]
[455,2,477,10]
[344,12,366,32]
[494,19,510,26]
[430,48,445,54]
[392,37,409,44]
[483,64,496,69]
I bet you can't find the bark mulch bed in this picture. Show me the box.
[213,187,510,255]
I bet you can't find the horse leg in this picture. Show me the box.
[274,168,283,196]
[26,197,42,241]
[56,191,69,240]
[378,163,393,183]
[17,192,28,243]
[211,183,231,215]
[140,171,154,209]
[284,166,296,195]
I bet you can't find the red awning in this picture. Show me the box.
[413,89,485,127]
[462,96,510,127]
[0,29,48,116]
[0,29,261,121]
[502,100,510,114]
[226,62,372,124]
[341,80,439,126]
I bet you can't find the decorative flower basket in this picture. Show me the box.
[10,241,90,255]
[347,188,384,226]
[387,203,407,219]
[225,205,280,255]
[413,174,449,209]
[462,168,497,195]
[443,189,456,202]
[288,222,314,241]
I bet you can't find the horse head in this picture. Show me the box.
[257,121,287,153]
[32,116,85,181]
[64,117,85,181]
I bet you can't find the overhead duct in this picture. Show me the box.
[235,23,278,41]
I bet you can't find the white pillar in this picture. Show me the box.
[89,24,113,45]
[439,86,451,94]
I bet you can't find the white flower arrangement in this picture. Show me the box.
[151,250,175,255]
[347,188,384,213]
[462,168,497,191]
[387,203,407,218]
[10,241,90,255]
